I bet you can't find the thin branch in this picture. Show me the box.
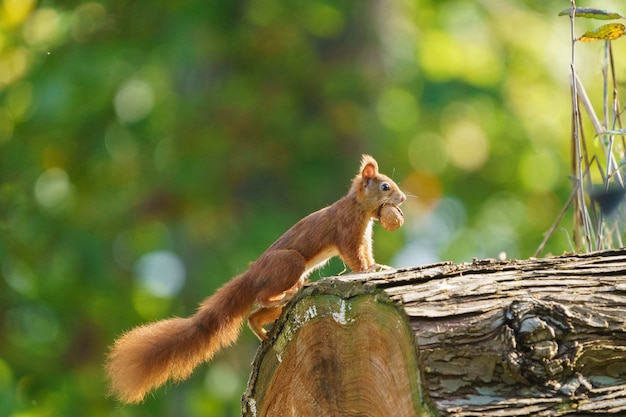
[574,72,603,134]
[534,183,578,257]
[569,0,594,252]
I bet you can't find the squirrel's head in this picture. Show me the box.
[352,155,406,220]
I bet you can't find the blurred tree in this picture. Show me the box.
[1,0,624,416]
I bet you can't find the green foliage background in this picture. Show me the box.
[1,0,624,416]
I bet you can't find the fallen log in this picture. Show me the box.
[242,248,626,416]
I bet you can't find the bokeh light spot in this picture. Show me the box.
[2,0,37,28]
[2,259,37,298]
[445,120,489,171]
[34,167,74,210]
[71,2,108,42]
[114,79,155,123]
[0,47,30,87]
[409,132,448,174]
[377,88,419,132]
[22,7,66,50]
[204,362,242,399]
[134,250,186,298]
[518,150,560,193]
[418,30,463,82]
[401,171,442,214]
[393,197,466,266]
[477,193,526,231]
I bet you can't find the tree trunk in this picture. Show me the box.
[242,248,626,416]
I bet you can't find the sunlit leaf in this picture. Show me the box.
[559,8,625,20]
[578,23,626,42]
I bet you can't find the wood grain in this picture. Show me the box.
[242,281,430,417]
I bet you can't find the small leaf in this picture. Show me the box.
[578,23,626,42]
[559,7,625,20]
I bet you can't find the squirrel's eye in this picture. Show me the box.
[380,183,390,192]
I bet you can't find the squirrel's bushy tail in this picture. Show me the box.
[105,273,256,403]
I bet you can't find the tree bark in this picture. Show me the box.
[242,248,626,416]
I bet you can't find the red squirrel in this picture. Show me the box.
[105,154,406,403]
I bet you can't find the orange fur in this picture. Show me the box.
[105,154,406,403]
[106,273,255,403]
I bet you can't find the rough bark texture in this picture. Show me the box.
[242,248,626,416]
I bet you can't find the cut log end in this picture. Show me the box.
[242,282,430,417]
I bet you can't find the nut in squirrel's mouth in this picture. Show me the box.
[376,203,404,220]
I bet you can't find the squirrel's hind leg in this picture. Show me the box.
[248,306,283,340]
[247,249,307,340]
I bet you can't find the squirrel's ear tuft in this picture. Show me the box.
[360,154,379,179]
